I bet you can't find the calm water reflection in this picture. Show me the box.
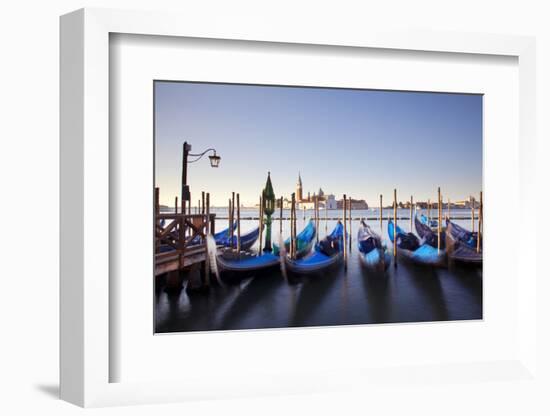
[155,209,482,333]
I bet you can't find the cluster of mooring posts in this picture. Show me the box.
[155,144,483,291]
[384,187,483,268]
[155,185,483,287]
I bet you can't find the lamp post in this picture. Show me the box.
[181,141,221,213]
[262,172,275,252]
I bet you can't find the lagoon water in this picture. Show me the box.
[155,208,482,333]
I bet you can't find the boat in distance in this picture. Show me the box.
[388,219,446,266]
[357,220,391,272]
[273,219,316,258]
[284,221,344,275]
[445,219,482,265]
[419,214,438,229]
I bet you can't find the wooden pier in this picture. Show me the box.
[155,212,215,277]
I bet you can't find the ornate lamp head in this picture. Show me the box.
[208,152,221,167]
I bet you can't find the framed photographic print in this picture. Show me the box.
[153,81,483,334]
[60,8,538,408]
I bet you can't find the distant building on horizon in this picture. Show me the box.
[278,173,374,210]
[292,173,337,209]
[336,198,368,210]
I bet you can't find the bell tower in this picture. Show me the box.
[296,172,303,202]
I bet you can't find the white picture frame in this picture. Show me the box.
[60,8,538,408]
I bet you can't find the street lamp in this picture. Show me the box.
[208,152,221,168]
[181,141,221,211]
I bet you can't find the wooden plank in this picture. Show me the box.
[156,244,206,264]
[155,252,207,276]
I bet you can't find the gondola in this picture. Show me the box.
[357,220,391,272]
[273,219,316,258]
[216,249,280,273]
[284,221,344,275]
[419,214,438,229]
[191,221,239,246]
[414,214,446,250]
[388,219,446,266]
[215,225,274,273]
[159,222,238,252]
[213,222,238,245]
[445,219,482,265]
[218,226,260,251]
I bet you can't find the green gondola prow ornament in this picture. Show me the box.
[262,171,276,252]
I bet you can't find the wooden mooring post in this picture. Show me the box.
[289,195,294,258]
[314,193,319,243]
[393,188,397,268]
[259,193,264,254]
[348,197,352,251]
[236,193,241,252]
[379,194,383,232]
[279,196,284,235]
[343,194,347,270]
[477,191,483,253]
[437,187,442,253]
[155,187,160,254]
[228,198,232,237]
[325,200,328,235]
[231,192,235,248]
[293,197,297,258]
[291,193,296,258]
[410,195,413,232]
[471,196,475,232]
[318,195,321,241]
[203,193,211,287]
[314,192,317,227]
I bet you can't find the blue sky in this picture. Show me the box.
[155,81,482,207]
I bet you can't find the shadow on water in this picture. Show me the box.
[442,262,483,320]
[448,262,483,294]
[404,263,449,322]
[155,229,482,332]
[288,266,341,328]
[215,269,286,330]
[155,289,187,332]
[358,266,393,324]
